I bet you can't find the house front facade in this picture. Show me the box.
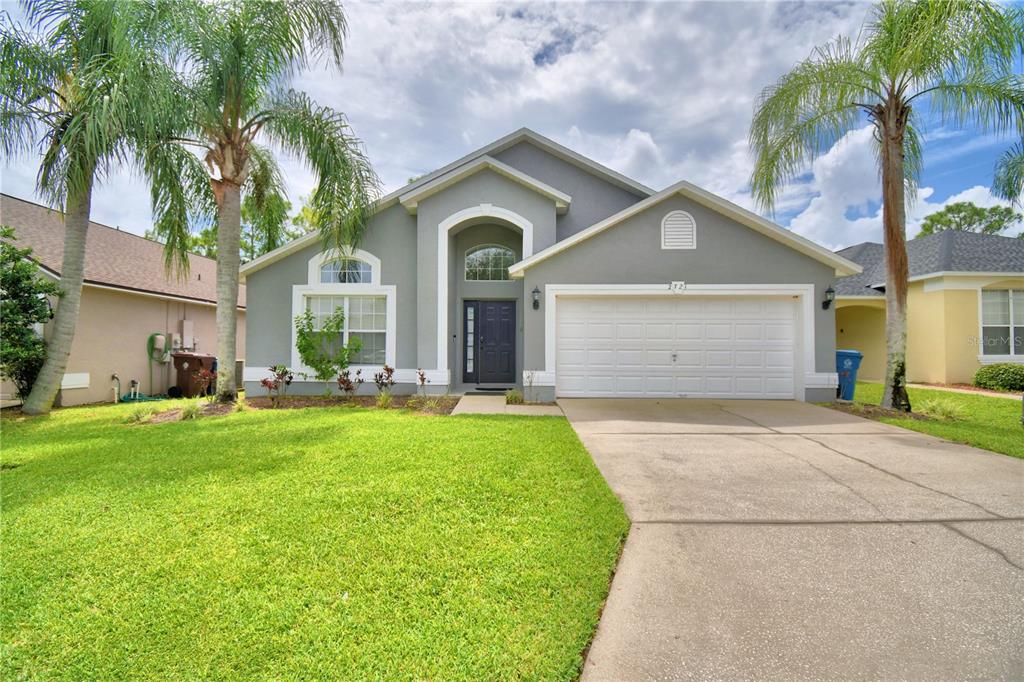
[835,232,1024,385]
[241,129,859,402]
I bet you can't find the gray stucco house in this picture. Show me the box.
[241,128,860,401]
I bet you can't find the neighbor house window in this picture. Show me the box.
[981,289,1023,356]
[305,295,387,365]
[320,258,373,284]
[465,244,514,281]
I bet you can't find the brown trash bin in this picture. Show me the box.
[171,352,216,398]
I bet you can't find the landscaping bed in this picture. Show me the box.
[1,402,628,679]
[245,394,458,413]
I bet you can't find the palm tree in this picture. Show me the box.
[144,0,377,402]
[750,0,1023,411]
[993,142,1024,204]
[0,0,170,415]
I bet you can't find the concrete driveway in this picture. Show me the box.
[560,399,1024,681]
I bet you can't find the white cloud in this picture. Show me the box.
[1,0,1008,250]
[782,126,1018,248]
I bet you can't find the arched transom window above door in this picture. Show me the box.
[465,244,515,281]
[306,248,381,286]
[320,258,373,284]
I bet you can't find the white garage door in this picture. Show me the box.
[556,296,798,398]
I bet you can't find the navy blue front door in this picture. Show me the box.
[463,300,515,384]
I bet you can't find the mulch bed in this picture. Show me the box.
[829,401,932,422]
[243,394,459,415]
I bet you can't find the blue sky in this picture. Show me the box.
[1,1,1020,249]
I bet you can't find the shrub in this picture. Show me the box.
[260,365,293,406]
[337,368,364,398]
[123,406,154,424]
[0,226,61,399]
[179,401,202,420]
[916,398,967,421]
[194,368,217,402]
[294,308,360,396]
[375,391,393,409]
[505,388,524,405]
[416,368,430,396]
[973,363,1024,392]
[373,365,396,394]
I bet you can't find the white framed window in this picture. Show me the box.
[661,210,696,250]
[465,244,515,281]
[307,248,382,286]
[305,294,388,365]
[980,289,1024,357]
[320,258,373,284]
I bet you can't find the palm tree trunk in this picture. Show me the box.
[215,180,242,402]
[22,182,94,415]
[879,113,912,412]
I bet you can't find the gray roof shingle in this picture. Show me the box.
[835,230,1024,296]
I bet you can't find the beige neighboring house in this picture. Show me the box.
[834,231,1024,385]
[1,193,245,407]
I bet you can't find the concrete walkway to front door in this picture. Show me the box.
[560,399,1024,681]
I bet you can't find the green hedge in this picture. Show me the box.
[973,363,1024,392]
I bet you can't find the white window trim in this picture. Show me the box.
[536,283,829,400]
[290,284,397,378]
[436,204,533,373]
[307,248,381,286]
[464,243,517,282]
[977,288,1023,361]
[661,210,696,250]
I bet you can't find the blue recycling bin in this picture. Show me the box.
[836,349,863,401]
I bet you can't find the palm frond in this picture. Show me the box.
[993,142,1024,204]
[259,89,379,250]
[749,37,876,211]
[140,141,217,275]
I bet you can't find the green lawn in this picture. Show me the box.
[1,402,628,680]
[849,382,1024,458]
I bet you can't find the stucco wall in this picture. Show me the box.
[414,169,558,371]
[243,202,418,374]
[519,194,840,395]
[836,276,1024,387]
[835,301,886,382]
[905,283,948,384]
[51,286,244,406]
[493,141,646,241]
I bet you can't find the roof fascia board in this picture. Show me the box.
[510,180,862,277]
[398,156,570,214]
[868,270,1024,288]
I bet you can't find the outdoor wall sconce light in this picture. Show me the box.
[532,286,541,310]
[822,286,835,310]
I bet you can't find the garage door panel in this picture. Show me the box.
[706,350,733,367]
[674,350,702,368]
[556,296,799,399]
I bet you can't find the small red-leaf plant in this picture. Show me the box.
[194,367,217,402]
[260,365,293,407]
[373,364,396,395]
[337,368,364,398]
[416,368,430,397]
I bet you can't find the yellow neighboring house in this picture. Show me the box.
[834,231,1024,385]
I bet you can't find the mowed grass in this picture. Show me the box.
[851,382,1024,458]
[0,402,629,680]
